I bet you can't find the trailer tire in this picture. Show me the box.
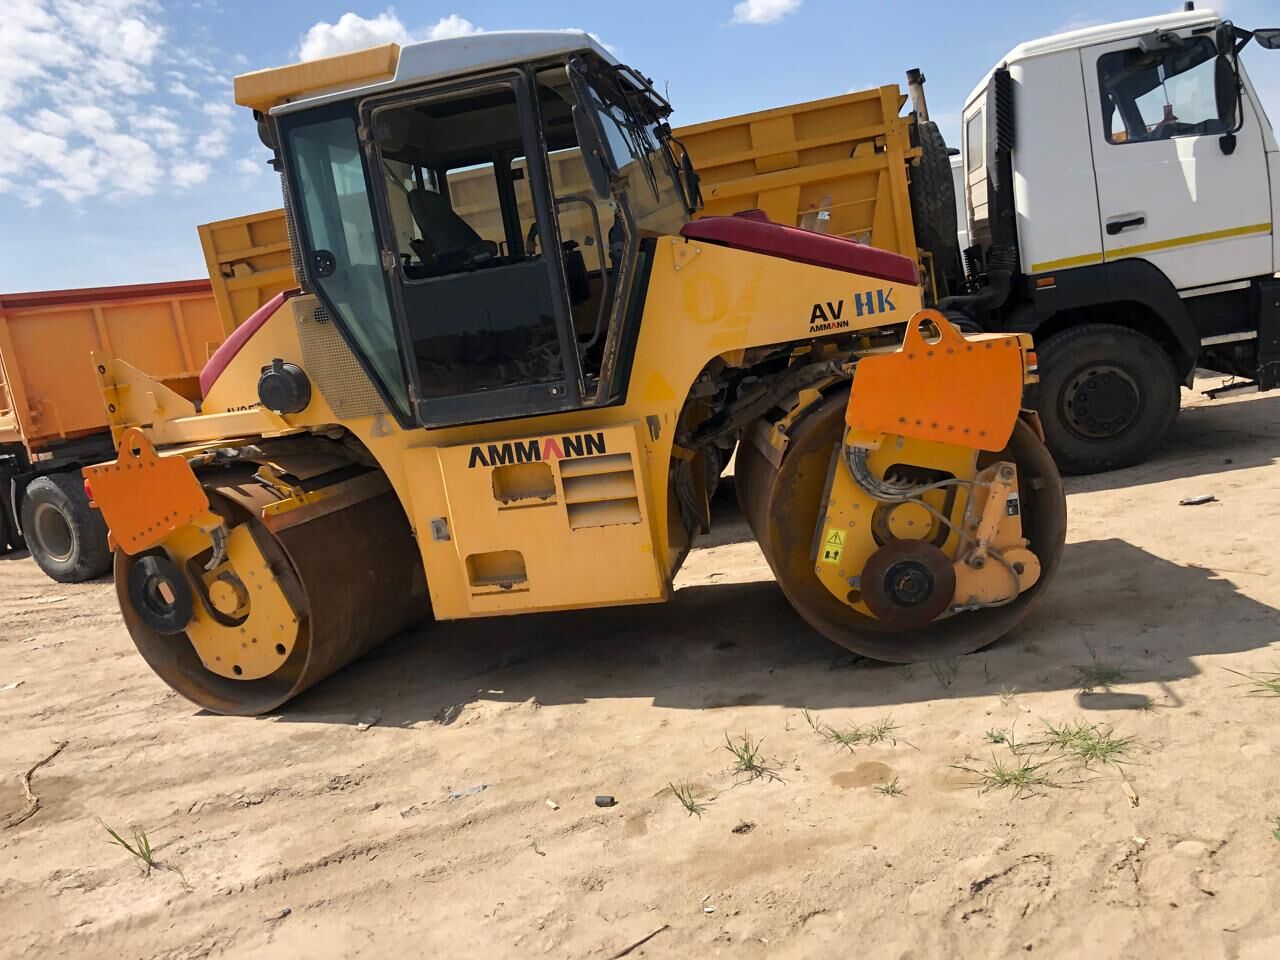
[20,473,112,583]
[1033,323,1180,475]
[908,120,960,295]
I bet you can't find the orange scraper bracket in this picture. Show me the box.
[845,309,1028,452]
[83,427,212,555]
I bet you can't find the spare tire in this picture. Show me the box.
[909,120,960,301]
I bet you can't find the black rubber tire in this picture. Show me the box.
[20,473,112,583]
[908,120,960,296]
[1033,323,1180,475]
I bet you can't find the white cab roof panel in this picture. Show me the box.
[964,9,1221,109]
[272,30,618,116]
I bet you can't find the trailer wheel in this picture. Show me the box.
[908,119,960,298]
[1034,323,1180,475]
[20,473,112,583]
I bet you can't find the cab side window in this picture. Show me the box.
[1098,36,1226,144]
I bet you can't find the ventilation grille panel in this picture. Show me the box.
[292,295,387,420]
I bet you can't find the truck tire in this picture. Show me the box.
[1033,323,1180,475]
[20,473,113,583]
[908,120,960,295]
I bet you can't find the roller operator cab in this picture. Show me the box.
[951,10,1280,474]
[84,33,1066,715]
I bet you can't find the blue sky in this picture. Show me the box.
[3,0,1279,292]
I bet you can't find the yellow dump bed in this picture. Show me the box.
[0,211,294,456]
[197,207,296,334]
[679,85,920,256]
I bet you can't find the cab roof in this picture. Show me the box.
[963,9,1221,109]
[234,30,619,115]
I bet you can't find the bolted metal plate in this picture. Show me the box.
[846,309,1027,452]
[85,428,212,556]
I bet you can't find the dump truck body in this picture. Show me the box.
[0,210,294,579]
[85,33,1066,715]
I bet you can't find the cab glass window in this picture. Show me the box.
[965,109,984,170]
[1098,36,1225,144]
[285,112,410,416]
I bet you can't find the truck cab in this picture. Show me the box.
[952,9,1280,473]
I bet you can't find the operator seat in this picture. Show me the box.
[408,188,490,267]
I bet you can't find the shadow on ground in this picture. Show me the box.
[1064,389,1280,495]
[267,535,1276,726]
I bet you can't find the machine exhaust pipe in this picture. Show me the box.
[906,68,930,122]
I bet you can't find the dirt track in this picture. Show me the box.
[2,384,1279,959]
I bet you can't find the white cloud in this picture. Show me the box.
[426,14,480,42]
[0,0,246,204]
[299,10,412,60]
[171,160,211,188]
[235,156,269,176]
[732,0,802,25]
[298,10,484,61]
[131,113,185,150]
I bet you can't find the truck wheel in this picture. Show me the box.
[908,119,960,297]
[20,473,113,583]
[1034,323,1180,475]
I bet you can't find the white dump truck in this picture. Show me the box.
[938,8,1280,473]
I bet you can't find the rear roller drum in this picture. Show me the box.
[737,388,1066,662]
[115,481,429,715]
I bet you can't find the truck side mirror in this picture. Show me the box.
[572,103,612,200]
[1254,29,1280,50]
[1216,21,1237,56]
[1214,54,1240,154]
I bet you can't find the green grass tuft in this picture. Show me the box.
[874,776,905,797]
[930,657,960,689]
[724,732,782,783]
[803,712,913,752]
[669,782,709,818]
[953,750,1061,799]
[1040,720,1139,767]
[1225,664,1280,697]
[1073,644,1131,693]
[99,819,157,872]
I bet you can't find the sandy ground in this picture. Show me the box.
[2,384,1279,960]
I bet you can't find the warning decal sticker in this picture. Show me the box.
[820,528,845,565]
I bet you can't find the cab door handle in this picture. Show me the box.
[1106,215,1146,235]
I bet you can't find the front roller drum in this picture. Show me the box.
[115,487,429,716]
[737,388,1066,662]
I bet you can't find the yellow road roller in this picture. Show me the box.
[84,33,1066,714]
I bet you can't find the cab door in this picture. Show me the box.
[1082,30,1273,289]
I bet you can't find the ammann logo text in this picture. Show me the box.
[809,288,896,332]
[467,432,606,468]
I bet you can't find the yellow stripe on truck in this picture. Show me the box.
[1030,221,1272,275]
